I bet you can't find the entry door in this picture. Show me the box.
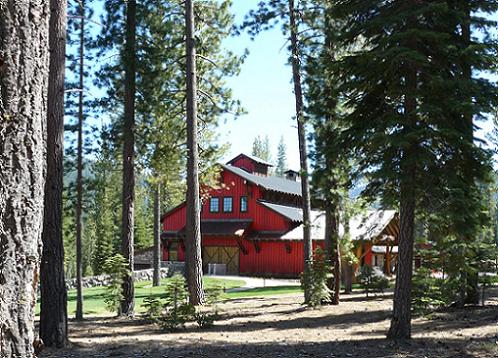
[203,246,239,275]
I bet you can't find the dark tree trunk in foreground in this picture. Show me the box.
[387,185,416,339]
[75,0,86,321]
[388,66,418,340]
[185,0,205,305]
[40,0,69,347]
[0,2,50,356]
[324,206,341,304]
[153,184,161,287]
[120,0,137,316]
[461,4,479,306]
[288,0,312,302]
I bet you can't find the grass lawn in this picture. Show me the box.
[36,277,247,317]
[36,278,366,317]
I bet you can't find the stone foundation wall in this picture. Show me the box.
[65,262,185,290]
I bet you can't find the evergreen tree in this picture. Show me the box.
[276,136,287,177]
[252,135,271,162]
[328,0,498,339]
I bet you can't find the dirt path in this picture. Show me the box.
[40,289,498,358]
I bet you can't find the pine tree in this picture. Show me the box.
[185,0,205,306]
[328,0,498,339]
[276,136,287,177]
[0,2,50,355]
[40,0,68,347]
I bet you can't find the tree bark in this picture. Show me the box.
[325,205,341,304]
[120,0,137,316]
[388,61,418,340]
[40,0,69,347]
[461,3,479,306]
[185,0,205,305]
[0,2,50,356]
[153,184,161,287]
[75,0,86,321]
[288,0,312,303]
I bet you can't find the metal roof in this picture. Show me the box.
[221,164,302,196]
[258,201,303,222]
[227,153,274,167]
[281,210,398,241]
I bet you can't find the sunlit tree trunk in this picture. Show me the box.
[120,0,137,316]
[0,2,50,355]
[153,184,161,287]
[75,0,86,321]
[288,0,312,302]
[185,0,205,305]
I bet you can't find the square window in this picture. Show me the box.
[223,197,233,213]
[240,196,248,212]
[210,197,220,213]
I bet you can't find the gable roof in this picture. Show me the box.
[221,164,302,196]
[281,210,398,242]
[227,153,273,167]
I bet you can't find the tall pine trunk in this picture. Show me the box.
[120,0,137,316]
[153,184,161,287]
[388,64,418,340]
[0,2,50,356]
[461,4,479,306]
[185,0,205,305]
[325,206,341,304]
[40,0,68,347]
[75,0,86,321]
[288,0,312,302]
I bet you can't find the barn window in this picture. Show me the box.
[223,197,233,213]
[240,196,248,212]
[210,197,220,213]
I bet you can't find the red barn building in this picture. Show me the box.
[160,153,399,277]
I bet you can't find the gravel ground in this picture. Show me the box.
[40,288,498,358]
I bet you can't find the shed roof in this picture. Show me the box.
[258,201,303,222]
[281,210,398,242]
[221,164,302,196]
[162,219,253,238]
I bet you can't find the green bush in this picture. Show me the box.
[194,310,219,329]
[301,247,332,307]
[411,268,456,314]
[143,296,163,323]
[357,266,389,297]
[102,254,130,315]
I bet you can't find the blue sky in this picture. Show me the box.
[218,1,301,170]
[218,3,498,169]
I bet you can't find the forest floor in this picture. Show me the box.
[40,287,498,358]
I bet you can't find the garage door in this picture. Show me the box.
[203,246,239,275]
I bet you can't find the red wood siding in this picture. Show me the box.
[230,156,255,173]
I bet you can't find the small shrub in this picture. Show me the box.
[357,266,388,297]
[194,310,219,329]
[102,254,130,315]
[160,273,195,331]
[301,247,332,307]
[143,296,163,323]
[205,285,224,304]
[412,268,451,314]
